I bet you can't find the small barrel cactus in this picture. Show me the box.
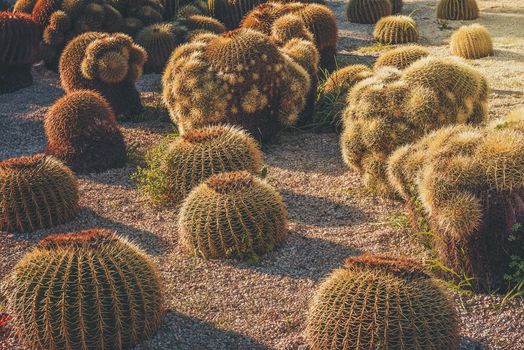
[450,24,493,59]
[0,154,79,233]
[346,0,392,24]
[242,2,338,68]
[388,116,524,292]
[122,16,145,37]
[306,253,459,350]
[162,28,310,141]
[179,171,288,260]
[208,0,264,29]
[59,32,147,116]
[317,64,373,130]
[178,14,226,36]
[0,11,41,94]
[373,15,418,44]
[44,90,128,173]
[136,22,187,73]
[134,124,264,206]
[3,228,164,349]
[436,0,478,20]
[374,44,430,69]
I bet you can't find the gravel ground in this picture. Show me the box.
[1,0,524,349]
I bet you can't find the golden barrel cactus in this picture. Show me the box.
[44,90,127,173]
[0,154,79,233]
[346,0,391,24]
[436,0,478,20]
[373,15,418,44]
[162,28,310,141]
[178,171,288,260]
[59,31,147,116]
[3,228,164,349]
[374,45,430,70]
[450,24,493,59]
[306,253,459,350]
[134,124,264,206]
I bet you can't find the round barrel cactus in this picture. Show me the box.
[3,228,164,349]
[373,15,418,44]
[59,31,147,116]
[134,124,264,206]
[450,24,493,59]
[346,0,391,24]
[162,28,310,141]
[208,0,264,29]
[44,90,128,173]
[0,154,79,233]
[374,45,430,70]
[436,0,478,20]
[306,253,459,350]
[179,171,288,260]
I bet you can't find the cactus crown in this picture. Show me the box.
[374,45,430,70]
[206,170,254,193]
[39,228,117,249]
[0,153,45,170]
[345,253,429,279]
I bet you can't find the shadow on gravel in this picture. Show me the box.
[236,233,361,281]
[282,190,368,227]
[137,311,268,350]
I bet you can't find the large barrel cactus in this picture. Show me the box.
[162,28,310,141]
[3,228,164,349]
[436,0,478,20]
[450,24,493,59]
[374,44,430,70]
[388,114,524,292]
[0,11,41,94]
[373,15,418,44]
[208,0,265,29]
[59,31,147,116]
[179,171,288,260]
[346,0,391,24]
[134,124,263,206]
[340,58,488,195]
[44,90,128,173]
[0,154,79,233]
[306,253,459,349]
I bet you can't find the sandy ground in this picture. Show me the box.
[1,0,524,349]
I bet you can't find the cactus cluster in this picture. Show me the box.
[242,2,337,68]
[436,0,478,20]
[136,22,187,73]
[340,58,488,195]
[346,0,391,24]
[317,64,373,130]
[34,0,125,70]
[59,31,147,115]
[162,28,311,141]
[0,154,79,233]
[306,253,459,350]
[179,171,288,260]
[0,11,41,94]
[3,228,164,349]
[111,0,166,25]
[373,15,418,44]
[44,90,128,173]
[450,24,493,59]
[388,114,524,291]
[374,44,430,69]
[134,124,263,206]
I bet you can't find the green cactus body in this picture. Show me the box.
[122,16,145,36]
[374,45,430,70]
[4,229,164,349]
[44,90,128,173]
[373,15,418,44]
[130,0,165,24]
[0,154,79,233]
[135,124,264,206]
[306,254,459,350]
[208,0,265,29]
[178,171,288,259]
[436,0,478,20]
[0,11,41,93]
[136,22,187,73]
[388,117,524,291]
[346,0,391,24]
[162,28,310,141]
[59,32,147,115]
[390,0,401,13]
[450,24,493,59]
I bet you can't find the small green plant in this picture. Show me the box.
[437,18,450,30]
[503,223,524,295]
